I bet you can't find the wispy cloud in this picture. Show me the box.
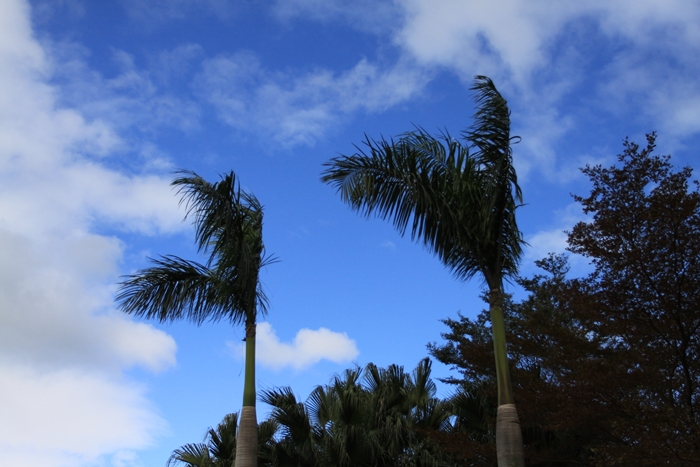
[230,322,359,371]
[522,202,594,277]
[195,52,430,146]
[524,202,585,261]
[48,41,202,139]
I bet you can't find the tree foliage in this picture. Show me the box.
[429,134,700,465]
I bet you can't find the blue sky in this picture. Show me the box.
[1,1,699,466]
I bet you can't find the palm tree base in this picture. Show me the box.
[234,406,258,467]
[496,403,524,467]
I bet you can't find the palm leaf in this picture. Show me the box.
[116,255,237,325]
[207,412,238,464]
[167,443,214,467]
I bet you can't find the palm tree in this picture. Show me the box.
[116,170,274,467]
[321,76,525,467]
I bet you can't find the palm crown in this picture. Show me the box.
[116,170,272,325]
[321,76,523,290]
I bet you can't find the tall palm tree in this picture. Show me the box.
[321,76,525,467]
[116,170,274,467]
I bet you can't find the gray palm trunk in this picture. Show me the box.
[490,290,524,467]
[235,319,258,467]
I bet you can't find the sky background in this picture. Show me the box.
[1,1,700,466]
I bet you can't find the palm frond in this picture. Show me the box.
[307,385,336,429]
[261,387,313,441]
[173,170,263,260]
[167,443,214,467]
[461,75,525,284]
[116,255,238,325]
[172,170,270,316]
[207,412,238,463]
[410,358,437,407]
[322,129,482,278]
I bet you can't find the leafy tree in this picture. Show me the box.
[322,76,526,466]
[567,133,700,464]
[117,171,274,467]
[430,134,700,465]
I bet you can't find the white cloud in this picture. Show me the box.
[230,322,359,370]
[0,1,183,465]
[395,0,700,83]
[395,0,561,85]
[525,228,569,262]
[0,230,176,373]
[195,52,430,146]
[0,363,165,467]
[524,202,585,261]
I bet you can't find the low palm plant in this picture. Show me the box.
[262,359,452,467]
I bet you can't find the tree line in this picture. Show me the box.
[115,77,700,466]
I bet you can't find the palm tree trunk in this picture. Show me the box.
[489,289,524,467]
[235,321,258,467]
